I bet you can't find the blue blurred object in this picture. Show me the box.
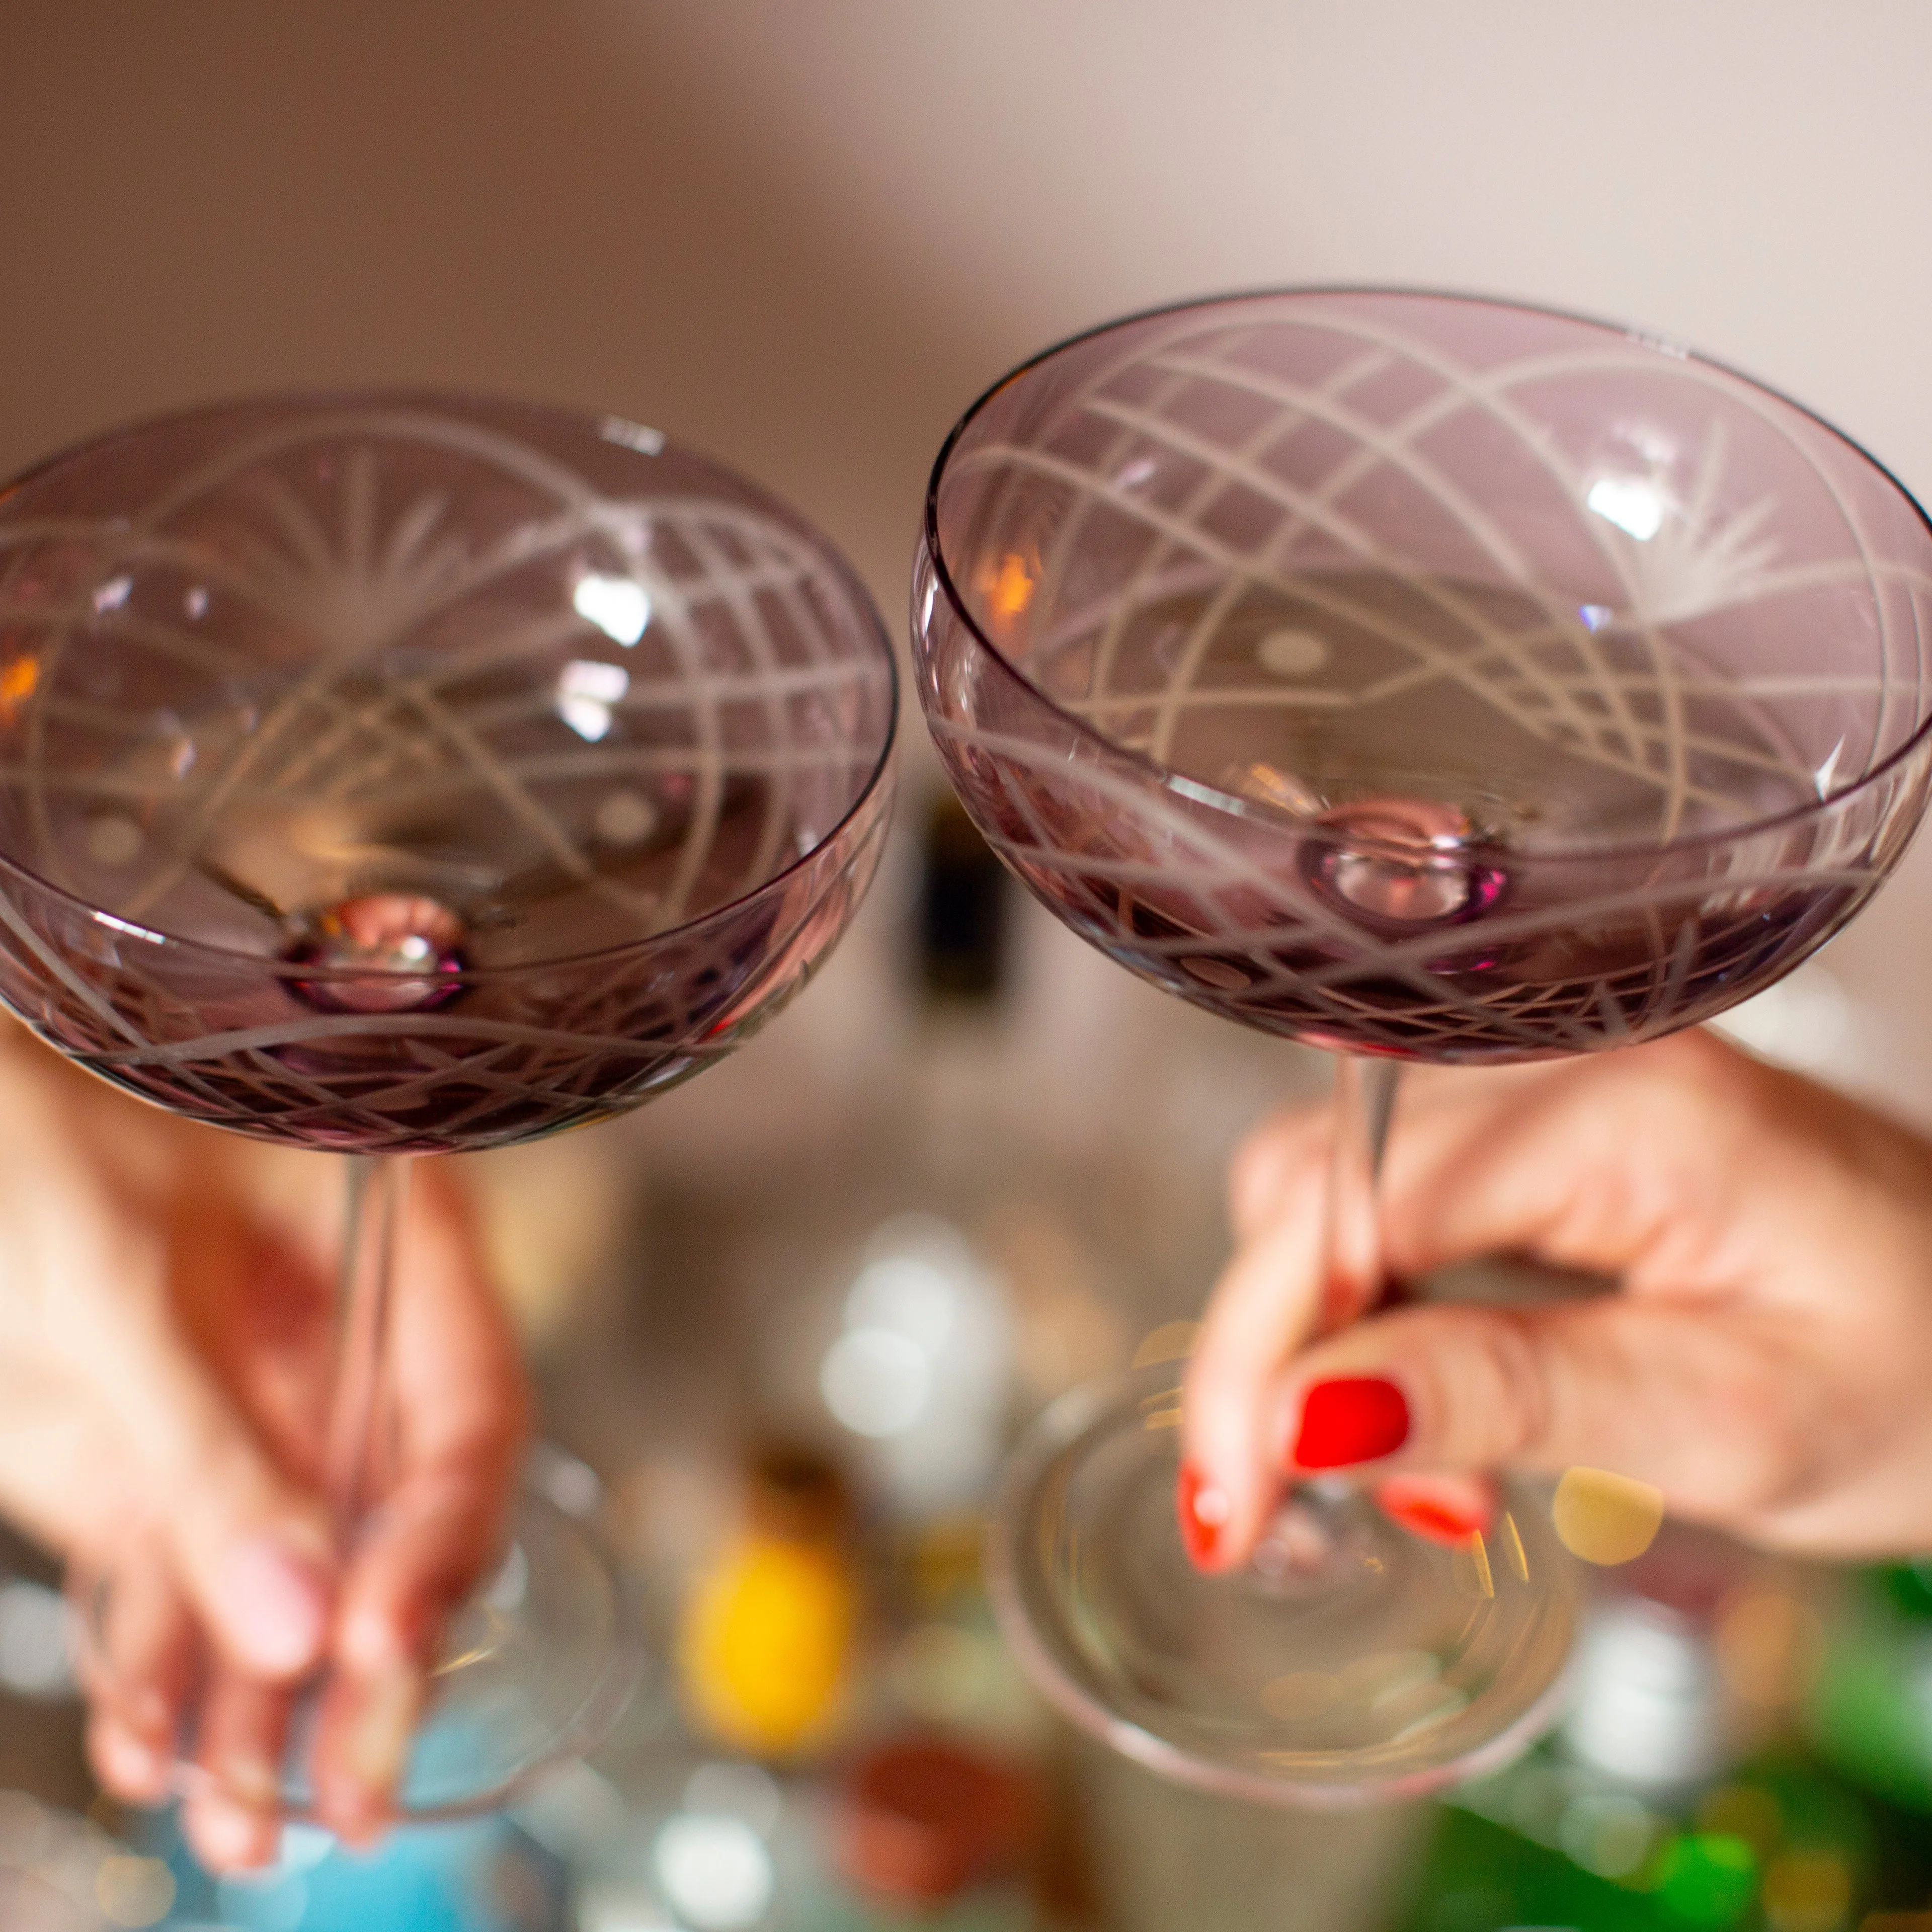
[146,1810,566,1931]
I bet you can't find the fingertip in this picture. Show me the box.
[333,1524,467,1683]
[1375,1472,1497,1545]
[89,1716,172,1807]
[1181,1344,1286,1570]
[333,1470,509,1683]
[314,1659,421,1843]
[183,1793,278,1873]
[1176,1461,1234,1571]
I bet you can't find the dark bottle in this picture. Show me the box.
[917,792,1008,1004]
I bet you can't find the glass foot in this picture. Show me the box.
[987,1366,1577,1806]
[162,1471,642,1823]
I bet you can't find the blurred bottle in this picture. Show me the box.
[916,792,1008,1007]
[676,1448,859,1760]
[833,1733,1038,1914]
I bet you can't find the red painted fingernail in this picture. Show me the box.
[1292,1378,1409,1469]
[1376,1474,1493,1546]
[1176,1461,1231,1569]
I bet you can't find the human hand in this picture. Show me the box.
[0,1028,529,1868]
[1181,1028,1932,1572]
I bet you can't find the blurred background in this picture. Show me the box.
[4,5,1932,1928]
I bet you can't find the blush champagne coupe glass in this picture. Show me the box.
[0,392,898,1816]
[912,290,1932,1803]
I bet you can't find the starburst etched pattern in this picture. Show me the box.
[0,397,896,1148]
[917,292,1932,1061]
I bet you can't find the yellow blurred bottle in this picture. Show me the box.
[678,1448,858,1758]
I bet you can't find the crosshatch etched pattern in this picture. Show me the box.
[918,295,1932,1061]
[0,401,894,1149]
[0,816,886,1151]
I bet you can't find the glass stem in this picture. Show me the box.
[325,1153,409,1533]
[1323,1055,1401,1320]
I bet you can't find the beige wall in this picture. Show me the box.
[6,2,1930,1110]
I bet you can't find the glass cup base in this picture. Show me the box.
[987,1365,1577,1807]
[155,1471,641,1824]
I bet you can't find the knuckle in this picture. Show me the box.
[1474,1313,1554,1460]
[1408,1311,1550,1465]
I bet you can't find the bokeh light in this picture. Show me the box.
[1716,1587,1825,1708]
[0,1581,76,1699]
[572,571,650,646]
[820,1325,930,1437]
[1556,1789,1657,1879]
[1652,1831,1759,1928]
[1131,1320,1200,1368]
[818,1215,1013,1513]
[1553,1466,1666,1565]
[1762,1847,1854,1932]
[654,1811,775,1930]
[94,1854,174,1929]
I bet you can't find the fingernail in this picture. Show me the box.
[1376,1474,1493,1546]
[218,1536,330,1676]
[345,1660,422,1797]
[1176,1461,1231,1569]
[193,1796,272,1870]
[1292,1377,1410,1470]
[95,1724,167,1799]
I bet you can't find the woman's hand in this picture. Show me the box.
[0,1029,529,1869]
[1181,1028,1932,1571]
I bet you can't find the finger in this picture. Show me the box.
[77,1542,198,1763]
[1183,1062,1590,1572]
[193,1663,291,1818]
[1180,1157,1329,1570]
[181,1786,280,1873]
[309,1650,423,1846]
[82,1282,337,1684]
[338,1466,515,1680]
[1227,1103,1329,1243]
[1375,1472,1498,1545]
[362,1166,527,1655]
[1263,1294,1810,1525]
[1189,1071,1528,1570]
[149,1393,336,1686]
[1371,1034,1763,1290]
[88,1712,174,1808]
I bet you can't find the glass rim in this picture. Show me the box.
[921,284,1932,864]
[0,385,901,979]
